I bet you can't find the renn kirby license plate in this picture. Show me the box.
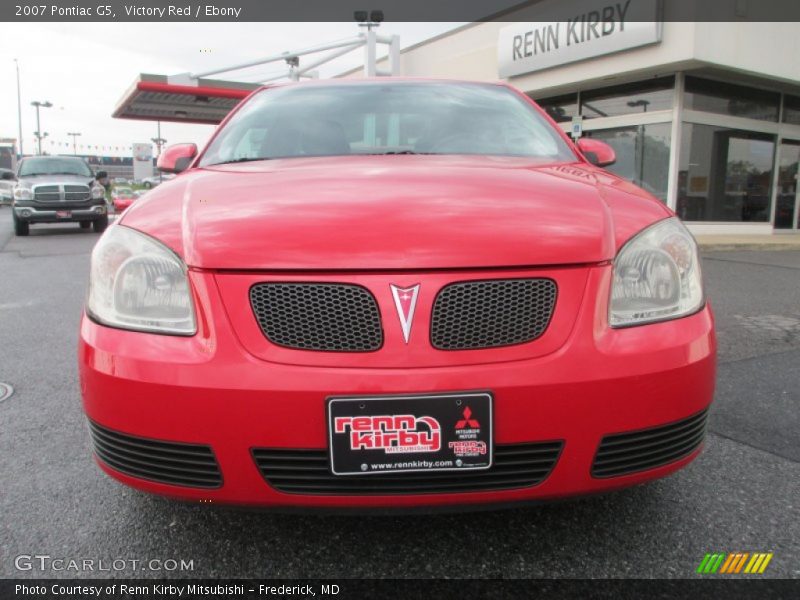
[327,392,492,476]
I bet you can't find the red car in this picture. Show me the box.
[80,80,715,510]
[111,187,137,213]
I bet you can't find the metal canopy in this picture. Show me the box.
[114,22,400,125]
[112,74,260,125]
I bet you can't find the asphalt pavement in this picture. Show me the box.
[0,206,798,579]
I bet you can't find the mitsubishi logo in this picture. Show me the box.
[455,406,480,429]
[390,284,420,344]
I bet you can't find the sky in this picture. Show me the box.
[0,22,463,157]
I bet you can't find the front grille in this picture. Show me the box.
[253,442,563,495]
[88,421,222,488]
[33,185,61,202]
[64,184,91,202]
[592,410,708,478]
[250,283,383,352]
[431,278,557,350]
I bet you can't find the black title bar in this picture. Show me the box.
[2,0,800,22]
[3,579,800,600]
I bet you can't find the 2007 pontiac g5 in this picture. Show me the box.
[79,79,715,509]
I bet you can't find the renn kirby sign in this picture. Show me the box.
[498,0,662,78]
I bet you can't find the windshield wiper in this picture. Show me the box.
[366,150,435,155]
[213,152,434,164]
[212,157,271,165]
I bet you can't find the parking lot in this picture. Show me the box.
[0,206,798,579]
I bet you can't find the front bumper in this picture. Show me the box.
[79,265,716,509]
[14,203,106,222]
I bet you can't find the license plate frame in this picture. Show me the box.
[327,392,493,476]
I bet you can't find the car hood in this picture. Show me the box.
[122,155,669,270]
[17,174,96,187]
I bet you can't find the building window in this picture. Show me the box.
[684,76,780,122]
[775,141,800,229]
[677,124,776,222]
[587,123,671,203]
[783,95,800,125]
[580,77,674,119]
[534,94,577,123]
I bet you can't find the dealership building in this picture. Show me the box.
[342,0,800,234]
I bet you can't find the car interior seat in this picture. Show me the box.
[301,120,351,156]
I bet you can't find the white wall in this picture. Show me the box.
[343,22,504,81]
[396,22,503,82]
[692,22,800,86]
[348,20,697,96]
[509,21,697,96]
[344,15,800,98]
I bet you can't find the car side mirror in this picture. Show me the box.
[1,171,15,181]
[158,143,198,174]
[576,138,616,167]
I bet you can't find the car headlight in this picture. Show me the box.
[609,217,704,328]
[13,186,33,201]
[86,225,196,335]
[91,186,105,200]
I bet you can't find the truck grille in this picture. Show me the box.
[592,410,708,478]
[64,185,91,202]
[250,283,383,352]
[32,184,91,202]
[88,421,222,488]
[252,442,563,495]
[33,185,61,202]
[431,278,557,350]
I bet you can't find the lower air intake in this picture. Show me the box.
[252,442,563,495]
[88,421,222,488]
[592,410,708,478]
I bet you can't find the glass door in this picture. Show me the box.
[586,124,672,204]
[677,125,777,222]
[775,140,800,229]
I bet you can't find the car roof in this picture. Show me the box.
[21,155,86,161]
[256,77,510,93]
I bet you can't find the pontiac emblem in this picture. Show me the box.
[390,284,420,344]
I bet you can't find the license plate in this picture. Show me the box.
[56,211,71,218]
[327,392,492,476]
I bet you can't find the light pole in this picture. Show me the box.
[150,135,167,156]
[151,120,167,183]
[627,99,650,113]
[355,10,384,77]
[67,132,82,155]
[36,132,49,154]
[14,59,23,158]
[151,120,167,156]
[31,100,53,155]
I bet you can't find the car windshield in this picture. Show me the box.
[18,156,93,178]
[115,188,134,197]
[199,82,576,166]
